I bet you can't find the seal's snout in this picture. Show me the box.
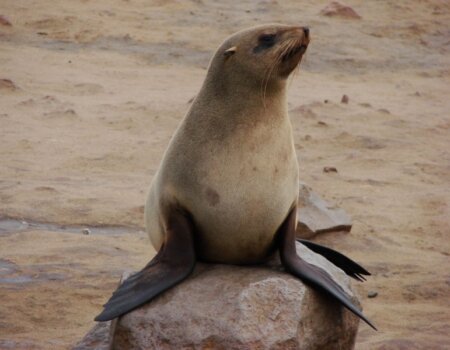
[303,27,309,38]
[301,26,310,47]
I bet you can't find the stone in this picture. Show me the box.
[341,94,349,104]
[73,320,116,350]
[323,166,338,173]
[367,291,378,298]
[320,2,361,19]
[297,183,352,238]
[0,15,12,27]
[0,79,18,91]
[111,242,360,349]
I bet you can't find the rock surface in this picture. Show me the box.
[111,242,360,349]
[73,322,113,350]
[297,184,352,238]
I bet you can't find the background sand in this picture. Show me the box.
[0,0,449,348]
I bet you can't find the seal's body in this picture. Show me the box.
[146,83,297,264]
[145,25,302,264]
[96,24,375,330]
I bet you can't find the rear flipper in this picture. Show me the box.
[280,206,377,330]
[95,208,196,322]
[297,239,370,282]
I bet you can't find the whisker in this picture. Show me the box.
[262,39,295,107]
[260,37,304,109]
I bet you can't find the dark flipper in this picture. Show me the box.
[95,208,196,322]
[279,206,377,330]
[297,239,370,282]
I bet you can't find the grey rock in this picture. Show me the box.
[73,321,115,350]
[112,242,360,349]
[367,291,378,298]
[297,183,352,238]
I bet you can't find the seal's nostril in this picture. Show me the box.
[303,27,310,37]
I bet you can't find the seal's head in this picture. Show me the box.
[206,24,310,94]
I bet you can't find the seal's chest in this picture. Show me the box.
[186,126,299,226]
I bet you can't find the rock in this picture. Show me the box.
[320,2,361,19]
[297,183,352,238]
[323,166,338,173]
[82,228,91,235]
[341,94,349,104]
[378,108,391,114]
[111,242,360,349]
[73,321,115,350]
[0,79,18,91]
[0,15,12,26]
[367,291,378,298]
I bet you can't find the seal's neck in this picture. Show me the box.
[193,73,288,124]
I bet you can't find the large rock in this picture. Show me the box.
[297,183,352,238]
[112,242,360,349]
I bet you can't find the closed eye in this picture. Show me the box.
[253,33,277,53]
[259,34,276,45]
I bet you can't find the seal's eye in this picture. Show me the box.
[254,34,277,53]
[259,34,276,45]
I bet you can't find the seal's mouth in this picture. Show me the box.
[281,43,308,62]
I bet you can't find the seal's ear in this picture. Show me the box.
[224,46,236,58]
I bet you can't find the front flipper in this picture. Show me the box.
[95,208,196,322]
[279,206,376,330]
[297,239,370,282]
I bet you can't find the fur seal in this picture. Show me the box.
[95,24,375,330]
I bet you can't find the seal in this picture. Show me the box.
[95,24,375,329]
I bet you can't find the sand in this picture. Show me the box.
[0,0,449,348]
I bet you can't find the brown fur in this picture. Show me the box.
[145,24,310,264]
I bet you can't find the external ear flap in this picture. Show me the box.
[224,46,237,58]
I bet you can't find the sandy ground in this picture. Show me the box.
[0,0,449,349]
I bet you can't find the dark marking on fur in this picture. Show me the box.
[205,187,220,206]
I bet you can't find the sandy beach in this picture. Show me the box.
[1,0,449,348]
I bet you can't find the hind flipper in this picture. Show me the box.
[297,239,370,282]
[95,208,196,322]
[280,206,376,330]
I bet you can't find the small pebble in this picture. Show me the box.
[341,94,349,104]
[368,291,378,298]
[323,166,338,173]
[0,15,12,26]
[378,108,391,114]
[82,228,91,235]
